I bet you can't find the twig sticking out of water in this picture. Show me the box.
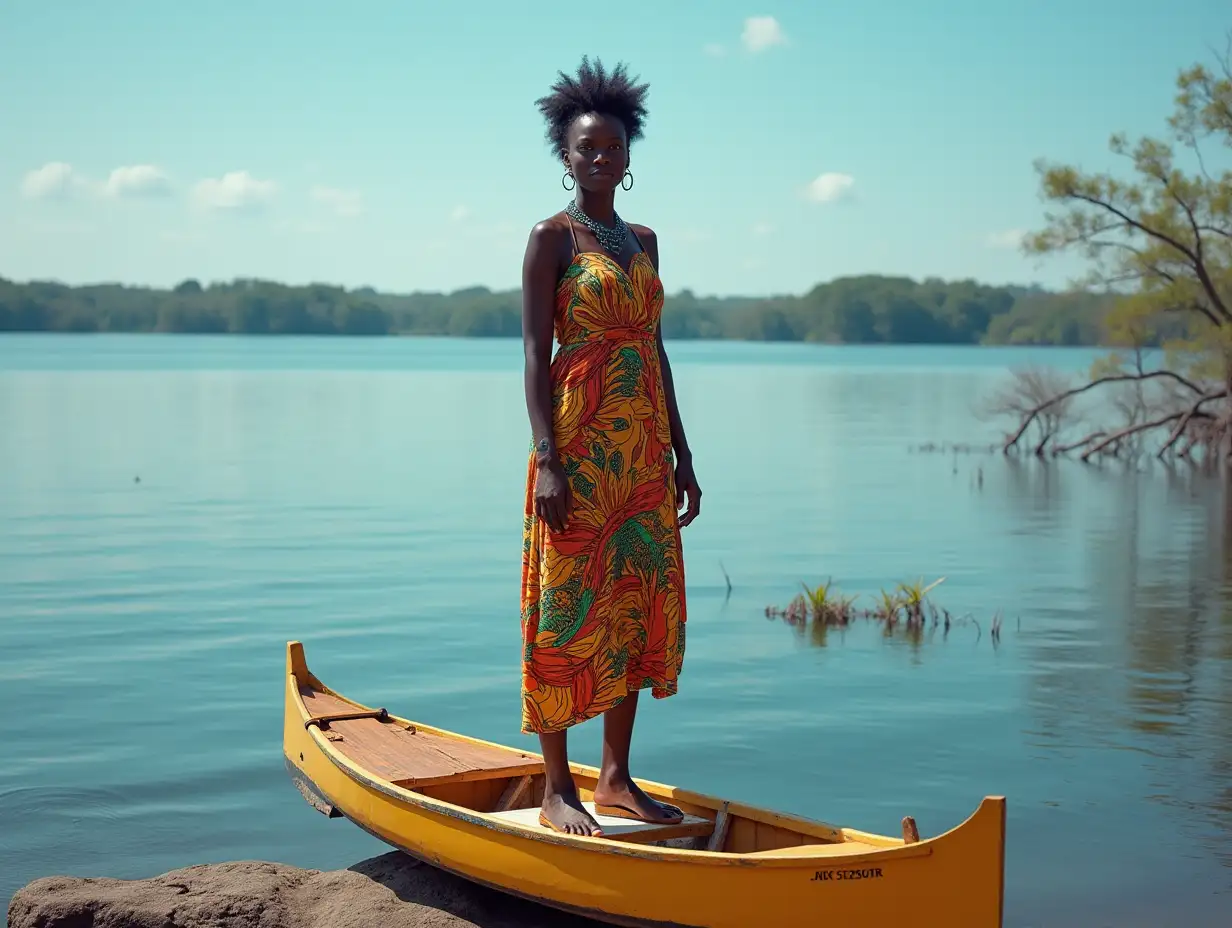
[912,442,1000,455]
[719,561,733,603]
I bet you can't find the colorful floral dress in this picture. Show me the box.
[519,240,687,734]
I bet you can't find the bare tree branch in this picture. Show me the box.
[1079,410,1187,461]
[1157,391,1227,457]
[1053,432,1105,454]
[1002,370,1210,453]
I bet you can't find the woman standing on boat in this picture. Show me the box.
[520,58,701,837]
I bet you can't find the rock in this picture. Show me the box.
[7,851,602,928]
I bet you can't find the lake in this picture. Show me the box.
[1,334,1228,926]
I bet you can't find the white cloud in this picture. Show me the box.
[704,43,727,57]
[310,185,362,217]
[986,228,1025,249]
[191,170,277,212]
[804,172,855,203]
[450,205,470,222]
[20,162,81,199]
[103,164,171,199]
[20,161,175,201]
[741,16,786,53]
[752,220,775,237]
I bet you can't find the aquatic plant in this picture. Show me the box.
[797,579,856,624]
[871,588,904,623]
[764,574,1010,649]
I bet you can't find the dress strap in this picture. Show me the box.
[628,224,645,256]
[565,214,580,258]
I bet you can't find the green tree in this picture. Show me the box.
[1003,40,1232,464]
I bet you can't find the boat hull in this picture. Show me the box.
[283,643,1005,927]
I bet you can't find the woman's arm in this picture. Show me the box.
[639,226,702,528]
[522,220,572,533]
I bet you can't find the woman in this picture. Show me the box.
[520,57,702,837]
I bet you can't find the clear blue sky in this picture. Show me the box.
[1,0,1227,297]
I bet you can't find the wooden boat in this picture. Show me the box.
[283,640,1006,927]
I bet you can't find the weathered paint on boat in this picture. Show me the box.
[283,640,1005,927]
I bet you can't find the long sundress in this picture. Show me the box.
[519,230,687,735]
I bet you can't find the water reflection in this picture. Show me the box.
[763,458,1232,883]
[767,605,998,654]
[1102,471,1232,871]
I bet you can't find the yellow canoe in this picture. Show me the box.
[282,640,1006,927]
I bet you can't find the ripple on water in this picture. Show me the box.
[0,785,132,826]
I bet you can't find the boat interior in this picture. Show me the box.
[299,682,914,856]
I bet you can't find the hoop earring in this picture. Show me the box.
[562,171,576,191]
[621,170,634,191]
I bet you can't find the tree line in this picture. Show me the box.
[0,271,1124,346]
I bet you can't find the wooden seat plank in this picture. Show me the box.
[490,802,714,845]
[299,686,544,787]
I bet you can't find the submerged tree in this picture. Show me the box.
[1003,40,1232,465]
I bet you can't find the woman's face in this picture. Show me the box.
[562,112,628,192]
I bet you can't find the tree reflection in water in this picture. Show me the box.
[764,456,1231,882]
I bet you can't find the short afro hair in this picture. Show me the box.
[535,56,650,157]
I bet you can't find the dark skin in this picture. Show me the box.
[521,112,702,836]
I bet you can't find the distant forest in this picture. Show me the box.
[0,272,1132,345]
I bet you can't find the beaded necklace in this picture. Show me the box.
[565,200,628,254]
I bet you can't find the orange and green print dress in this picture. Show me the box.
[519,249,687,734]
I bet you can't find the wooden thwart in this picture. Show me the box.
[305,708,389,730]
[300,686,544,788]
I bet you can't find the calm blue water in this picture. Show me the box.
[1,334,1229,927]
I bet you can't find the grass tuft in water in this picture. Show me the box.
[765,575,1008,648]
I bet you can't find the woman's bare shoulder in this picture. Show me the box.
[628,222,659,265]
[527,212,571,248]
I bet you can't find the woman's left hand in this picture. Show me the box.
[674,454,702,528]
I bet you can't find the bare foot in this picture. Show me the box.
[593,774,683,823]
[540,789,604,837]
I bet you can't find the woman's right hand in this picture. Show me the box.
[534,460,573,534]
